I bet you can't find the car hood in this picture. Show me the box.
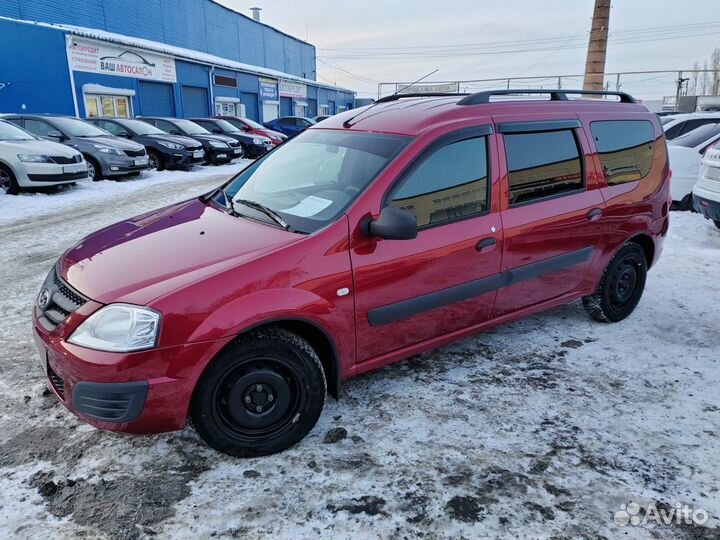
[0,139,79,157]
[144,133,202,147]
[80,136,145,151]
[260,129,285,140]
[189,133,237,144]
[59,198,300,305]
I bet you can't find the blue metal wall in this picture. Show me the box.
[0,0,317,79]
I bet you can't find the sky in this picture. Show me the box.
[218,0,720,100]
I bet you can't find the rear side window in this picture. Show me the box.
[591,120,655,185]
[504,130,583,205]
[390,137,489,227]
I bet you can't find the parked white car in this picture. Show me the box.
[662,112,720,140]
[0,120,88,195]
[667,123,720,209]
[692,141,720,229]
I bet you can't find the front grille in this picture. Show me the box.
[227,141,240,148]
[49,155,82,164]
[124,148,147,158]
[188,145,203,152]
[47,363,65,399]
[37,267,88,329]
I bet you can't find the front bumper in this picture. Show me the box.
[207,147,235,163]
[33,311,230,434]
[245,142,272,158]
[16,161,88,187]
[693,191,720,221]
[165,148,205,169]
[99,154,151,177]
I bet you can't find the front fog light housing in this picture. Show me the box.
[68,304,161,352]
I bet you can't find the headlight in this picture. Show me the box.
[68,304,161,352]
[93,145,124,156]
[209,141,228,149]
[158,141,184,150]
[252,138,263,145]
[18,154,52,163]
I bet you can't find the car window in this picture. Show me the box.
[671,123,720,148]
[591,120,655,185]
[96,120,124,136]
[0,120,35,141]
[24,119,55,137]
[279,118,294,126]
[154,120,177,133]
[193,120,214,131]
[390,137,489,227]
[504,130,583,205]
[678,118,719,137]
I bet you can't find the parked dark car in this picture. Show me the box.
[263,116,315,138]
[4,115,149,180]
[86,118,205,171]
[215,116,287,146]
[139,117,243,164]
[189,118,273,158]
[32,89,669,458]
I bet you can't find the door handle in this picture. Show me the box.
[587,208,603,221]
[475,237,497,252]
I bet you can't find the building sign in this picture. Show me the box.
[259,78,278,101]
[397,82,460,94]
[66,37,177,83]
[279,80,307,99]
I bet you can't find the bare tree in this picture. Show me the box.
[691,61,699,95]
[701,60,710,95]
[712,48,720,95]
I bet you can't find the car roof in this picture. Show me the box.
[318,93,651,136]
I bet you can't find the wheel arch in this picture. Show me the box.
[628,233,655,269]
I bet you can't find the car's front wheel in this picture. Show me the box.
[714,220,720,230]
[85,157,102,181]
[0,165,20,195]
[190,328,326,457]
[148,150,165,171]
[583,242,648,323]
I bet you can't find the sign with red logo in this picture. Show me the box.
[66,37,177,83]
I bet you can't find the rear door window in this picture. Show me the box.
[24,119,55,137]
[503,130,583,205]
[591,120,655,184]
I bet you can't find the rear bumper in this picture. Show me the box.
[693,192,720,221]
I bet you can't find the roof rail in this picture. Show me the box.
[375,92,468,104]
[457,89,636,105]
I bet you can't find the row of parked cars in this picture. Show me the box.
[662,111,720,227]
[0,114,290,195]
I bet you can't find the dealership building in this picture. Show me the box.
[0,0,355,122]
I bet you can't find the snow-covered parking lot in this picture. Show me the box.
[0,166,719,540]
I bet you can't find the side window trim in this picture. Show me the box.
[498,119,582,134]
[383,125,494,230]
[502,127,587,208]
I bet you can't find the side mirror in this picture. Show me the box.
[170,130,181,135]
[47,130,65,140]
[118,131,131,139]
[212,127,222,134]
[366,206,417,240]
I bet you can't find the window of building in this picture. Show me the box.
[84,94,132,118]
[591,120,656,185]
[213,75,238,88]
[390,137,489,228]
[319,104,329,116]
[504,130,583,205]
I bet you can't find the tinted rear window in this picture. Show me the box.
[671,123,720,148]
[591,120,655,184]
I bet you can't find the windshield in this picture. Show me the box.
[0,121,35,141]
[222,129,410,233]
[173,119,210,135]
[660,116,676,126]
[50,117,111,137]
[238,117,264,129]
[670,123,720,148]
[120,119,166,135]
[213,119,241,133]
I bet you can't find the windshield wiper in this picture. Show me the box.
[233,198,291,231]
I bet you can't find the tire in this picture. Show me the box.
[148,150,165,171]
[190,328,326,458]
[85,156,102,181]
[582,242,648,323]
[237,145,247,160]
[714,220,720,229]
[0,165,20,195]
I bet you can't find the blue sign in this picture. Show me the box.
[259,79,278,101]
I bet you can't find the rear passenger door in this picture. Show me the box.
[492,118,606,317]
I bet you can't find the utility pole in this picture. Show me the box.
[675,72,689,112]
[583,0,611,93]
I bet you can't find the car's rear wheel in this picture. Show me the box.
[190,328,326,457]
[0,165,20,195]
[85,156,102,181]
[148,150,165,171]
[583,242,648,323]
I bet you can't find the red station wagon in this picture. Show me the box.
[33,89,670,457]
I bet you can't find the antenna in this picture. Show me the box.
[343,68,439,128]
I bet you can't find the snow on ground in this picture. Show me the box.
[0,171,719,540]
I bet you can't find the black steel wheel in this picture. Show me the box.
[0,165,20,195]
[583,242,648,323]
[191,328,326,457]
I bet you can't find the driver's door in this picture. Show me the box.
[350,128,503,367]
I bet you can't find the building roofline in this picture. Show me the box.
[207,0,314,48]
[0,15,354,95]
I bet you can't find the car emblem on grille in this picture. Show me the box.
[38,288,51,310]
